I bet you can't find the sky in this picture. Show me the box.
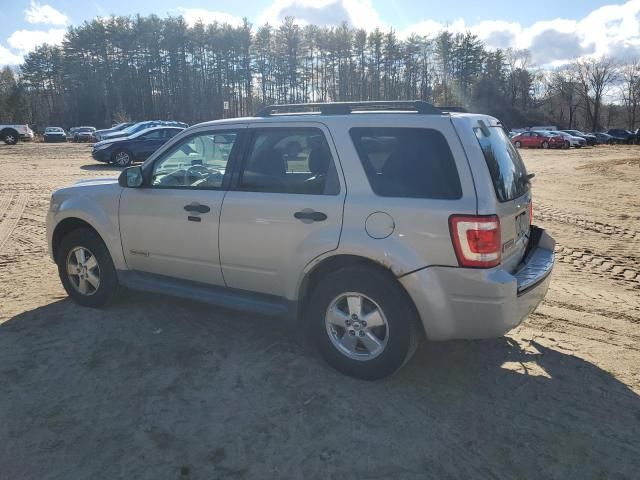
[1,0,640,66]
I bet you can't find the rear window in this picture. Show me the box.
[349,127,462,199]
[475,126,529,202]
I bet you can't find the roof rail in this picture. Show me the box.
[255,101,443,117]
[439,106,468,113]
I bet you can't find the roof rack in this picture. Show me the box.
[439,106,468,113]
[256,101,443,117]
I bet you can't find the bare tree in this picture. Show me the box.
[619,59,640,131]
[574,56,617,132]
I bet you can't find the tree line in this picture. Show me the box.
[0,14,638,132]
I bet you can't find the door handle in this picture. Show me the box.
[294,210,327,222]
[184,203,210,214]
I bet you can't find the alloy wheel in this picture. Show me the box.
[66,246,100,296]
[325,292,389,361]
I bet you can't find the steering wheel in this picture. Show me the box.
[187,164,210,177]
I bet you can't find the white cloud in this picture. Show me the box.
[7,28,66,55]
[258,0,386,30]
[0,45,23,65]
[178,8,244,27]
[400,0,640,65]
[25,1,70,26]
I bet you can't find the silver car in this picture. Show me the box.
[46,101,555,379]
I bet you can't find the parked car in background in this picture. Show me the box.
[592,132,614,144]
[606,129,636,144]
[560,130,597,146]
[43,127,68,143]
[552,131,586,147]
[72,126,96,142]
[92,126,185,166]
[99,121,188,142]
[94,122,136,142]
[512,131,567,149]
[48,101,555,379]
[1,124,34,145]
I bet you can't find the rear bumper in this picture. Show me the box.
[400,226,555,341]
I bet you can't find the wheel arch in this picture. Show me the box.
[297,254,421,325]
[51,217,102,261]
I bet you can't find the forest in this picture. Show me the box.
[0,14,638,132]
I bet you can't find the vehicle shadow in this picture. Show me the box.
[1,294,638,479]
[80,164,121,172]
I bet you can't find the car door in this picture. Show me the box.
[136,129,167,160]
[520,132,531,147]
[219,123,345,299]
[119,126,246,285]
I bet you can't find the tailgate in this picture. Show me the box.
[473,123,532,271]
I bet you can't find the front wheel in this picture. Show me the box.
[308,266,421,380]
[564,141,570,149]
[514,141,522,148]
[112,149,132,167]
[3,130,18,145]
[542,141,549,149]
[56,228,118,307]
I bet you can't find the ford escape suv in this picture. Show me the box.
[47,101,555,380]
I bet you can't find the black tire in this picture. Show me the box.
[308,266,421,380]
[112,149,132,167]
[542,141,549,149]
[514,141,521,148]
[56,228,118,308]
[2,129,18,145]
[563,141,570,149]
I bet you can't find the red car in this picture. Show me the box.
[512,131,568,149]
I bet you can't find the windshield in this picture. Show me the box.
[475,126,529,203]
[46,127,63,133]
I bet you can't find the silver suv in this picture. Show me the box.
[47,101,555,380]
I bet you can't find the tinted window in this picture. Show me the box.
[475,126,529,202]
[349,127,462,199]
[151,131,238,189]
[239,128,339,195]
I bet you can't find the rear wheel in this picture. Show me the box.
[308,266,421,380]
[564,141,570,149]
[514,141,522,148]
[56,228,118,308]
[542,141,549,149]
[112,149,132,167]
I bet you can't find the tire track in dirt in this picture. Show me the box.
[0,193,14,223]
[554,245,640,288]
[542,298,640,324]
[536,203,640,241]
[0,193,28,253]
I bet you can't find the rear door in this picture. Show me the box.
[473,123,532,271]
[218,123,345,298]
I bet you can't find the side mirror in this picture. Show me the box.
[118,166,144,188]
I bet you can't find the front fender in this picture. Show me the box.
[48,191,126,270]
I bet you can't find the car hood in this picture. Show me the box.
[94,137,131,148]
[74,177,119,187]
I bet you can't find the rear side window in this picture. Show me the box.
[349,127,462,199]
[475,126,529,202]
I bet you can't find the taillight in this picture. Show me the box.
[449,215,501,268]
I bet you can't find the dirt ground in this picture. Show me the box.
[0,142,639,479]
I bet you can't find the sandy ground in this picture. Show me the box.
[0,142,639,479]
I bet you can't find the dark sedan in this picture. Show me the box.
[43,127,67,143]
[94,122,136,142]
[606,129,637,144]
[92,126,184,166]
